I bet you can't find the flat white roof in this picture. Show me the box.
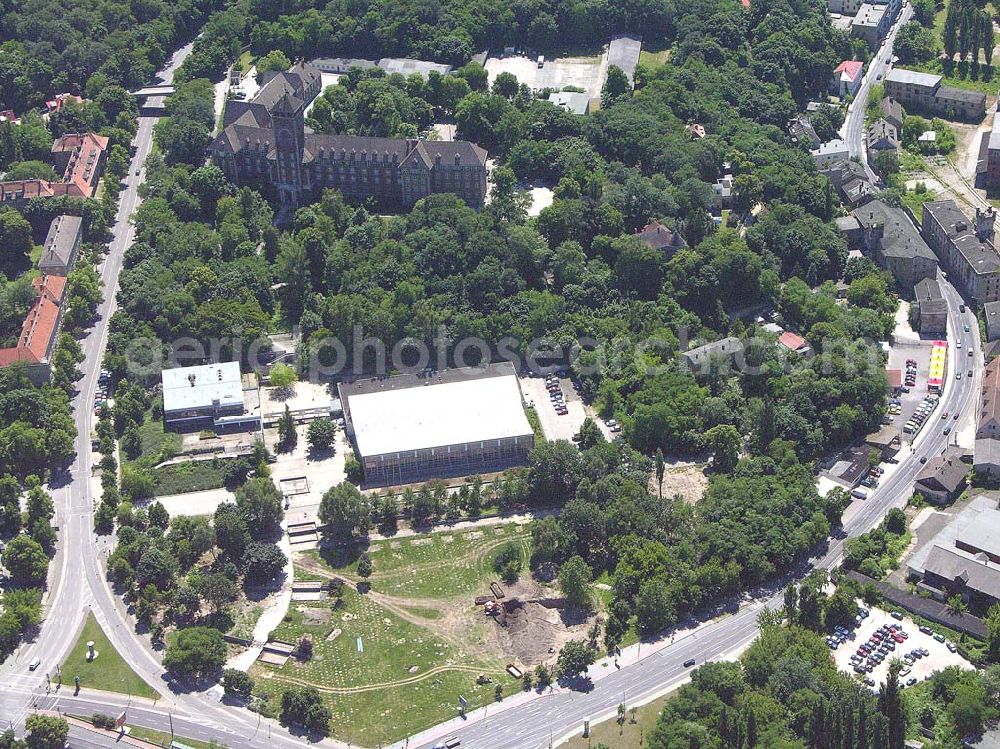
[162,362,244,414]
[348,373,533,457]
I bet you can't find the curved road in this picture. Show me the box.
[0,15,985,749]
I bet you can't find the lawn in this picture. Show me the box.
[310,522,532,599]
[901,187,937,217]
[564,691,675,748]
[126,724,228,749]
[152,459,230,495]
[253,586,515,746]
[60,613,159,700]
[639,49,670,67]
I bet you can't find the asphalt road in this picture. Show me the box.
[0,14,985,749]
[841,1,914,183]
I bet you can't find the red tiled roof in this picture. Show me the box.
[835,60,863,81]
[52,133,109,198]
[778,331,808,351]
[0,275,66,367]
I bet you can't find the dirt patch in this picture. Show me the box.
[411,538,431,546]
[493,598,594,666]
[649,460,709,504]
[301,607,331,626]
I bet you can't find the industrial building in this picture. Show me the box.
[338,363,535,485]
[884,68,987,121]
[908,495,1000,615]
[161,362,261,432]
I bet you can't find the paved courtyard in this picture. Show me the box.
[484,53,606,98]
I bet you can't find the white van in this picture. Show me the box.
[28,657,40,671]
[537,55,545,68]
[851,488,868,500]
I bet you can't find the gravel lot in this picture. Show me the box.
[831,604,972,690]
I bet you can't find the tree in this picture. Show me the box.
[601,65,630,108]
[877,661,906,749]
[269,362,297,390]
[24,715,68,749]
[307,418,337,452]
[195,572,239,613]
[986,603,1000,662]
[705,424,741,472]
[884,507,906,535]
[557,639,595,678]
[558,556,593,608]
[255,50,292,82]
[163,626,226,678]
[488,166,530,224]
[235,478,283,538]
[214,503,250,561]
[949,682,990,736]
[280,686,330,735]
[783,585,798,623]
[277,404,297,449]
[2,535,48,586]
[243,541,287,586]
[357,552,373,581]
[319,482,370,542]
[947,594,968,616]
[655,448,665,499]
[492,542,523,584]
[222,668,254,698]
[636,578,676,635]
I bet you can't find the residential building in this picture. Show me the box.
[0,275,67,383]
[161,362,261,432]
[635,220,686,259]
[975,358,1000,478]
[914,449,969,504]
[547,91,591,116]
[867,118,899,166]
[43,92,84,120]
[851,3,890,48]
[836,214,864,245]
[984,300,1000,341]
[913,277,948,334]
[908,495,1000,614]
[829,0,864,16]
[884,68,987,121]
[338,362,534,486]
[984,101,1000,186]
[0,132,108,206]
[778,331,813,356]
[686,123,707,140]
[866,424,901,459]
[921,200,1000,305]
[680,337,743,375]
[788,117,821,149]
[854,199,939,286]
[213,62,488,211]
[831,60,864,98]
[880,96,905,130]
[713,174,734,210]
[823,160,877,207]
[38,215,83,276]
[811,138,851,168]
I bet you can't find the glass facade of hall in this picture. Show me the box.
[362,435,534,486]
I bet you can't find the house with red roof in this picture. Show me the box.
[43,93,85,120]
[0,275,68,383]
[830,60,864,99]
[778,331,813,357]
[0,132,107,206]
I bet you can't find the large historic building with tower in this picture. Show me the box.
[921,200,1000,306]
[212,62,488,210]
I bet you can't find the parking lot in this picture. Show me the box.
[830,604,972,689]
[885,341,935,440]
[519,373,615,443]
[484,52,607,98]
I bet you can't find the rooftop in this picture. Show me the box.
[855,200,938,262]
[778,331,808,351]
[342,363,534,457]
[38,214,82,273]
[853,3,887,27]
[909,495,997,575]
[635,220,686,252]
[607,36,643,84]
[547,91,590,115]
[936,85,987,106]
[915,451,968,493]
[885,68,942,88]
[914,277,947,314]
[377,58,453,77]
[835,60,864,81]
[924,200,1000,276]
[812,138,849,157]
[0,275,67,368]
[162,362,245,415]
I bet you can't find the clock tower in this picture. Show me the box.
[271,92,305,207]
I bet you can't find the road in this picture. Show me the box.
[0,15,985,749]
[841,1,914,182]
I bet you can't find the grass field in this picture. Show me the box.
[310,522,531,599]
[563,691,675,748]
[253,585,515,746]
[60,613,159,700]
[126,724,228,749]
[152,459,229,495]
[639,49,670,67]
[253,526,536,745]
